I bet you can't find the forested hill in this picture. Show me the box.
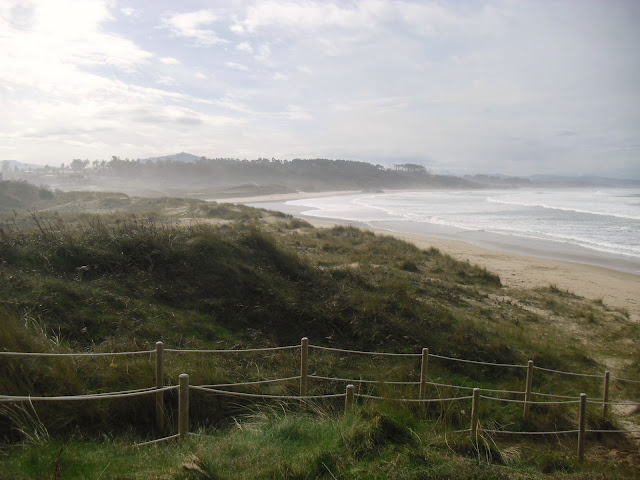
[10,157,478,197]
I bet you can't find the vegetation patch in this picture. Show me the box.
[0,182,639,478]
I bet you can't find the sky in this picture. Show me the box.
[0,0,639,178]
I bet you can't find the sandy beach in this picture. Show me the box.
[218,191,640,321]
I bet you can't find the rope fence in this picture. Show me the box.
[424,380,475,391]
[480,395,581,405]
[0,349,155,357]
[610,375,640,385]
[309,374,419,385]
[308,344,420,357]
[530,391,578,399]
[133,434,179,448]
[198,376,301,388]
[356,393,473,403]
[1,337,639,460]
[483,429,579,435]
[191,385,346,400]
[0,385,177,403]
[165,345,299,354]
[532,365,603,378]
[428,353,526,369]
[586,399,640,406]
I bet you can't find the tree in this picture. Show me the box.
[70,159,89,171]
[393,163,427,174]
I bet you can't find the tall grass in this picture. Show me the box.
[1,200,639,478]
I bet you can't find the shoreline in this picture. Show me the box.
[310,218,640,322]
[228,190,640,320]
[206,190,363,204]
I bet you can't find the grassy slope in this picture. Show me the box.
[1,182,639,478]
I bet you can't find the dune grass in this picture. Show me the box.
[3,405,638,479]
[1,184,639,477]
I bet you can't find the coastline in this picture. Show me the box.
[219,190,640,320]
[303,217,640,321]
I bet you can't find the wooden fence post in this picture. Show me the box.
[523,360,534,420]
[419,348,429,400]
[471,388,480,437]
[300,337,309,397]
[178,373,189,441]
[578,393,586,461]
[345,384,355,414]
[602,371,610,419]
[155,341,164,432]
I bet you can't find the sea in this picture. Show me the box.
[253,188,640,274]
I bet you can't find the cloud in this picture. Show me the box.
[161,10,227,45]
[159,57,181,65]
[120,7,137,17]
[132,106,205,126]
[157,76,178,86]
[0,1,246,163]
[232,1,509,39]
[234,1,384,33]
[283,106,312,120]
[236,42,253,53]
[1,0,638,178]
[254,44,271,62]
[225,61,249,71]
[0,0,153,72]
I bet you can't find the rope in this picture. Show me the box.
[84,386,158,396]
[532,366,602,378]
[0,350,155,357]
[611,376,640,384]
[530,391,579,400]
[312,376,524,396]
[480,395,580,405]
[586,429,640,434]
[133,434,179,447]
[424,380,524,395]
[165,345,299,353]
[479,387,526,395]
[428,353,526,369]
[0,385,177,403]
[483,429,578,435]
[356,393,473,403]
[424,381,474,391]
[308,345,420,357]
[308,375,419,385]
[199,376,301,388]
[191,385,346,400]
[587,399,640,406]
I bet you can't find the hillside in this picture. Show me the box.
[5,157,477,198]
[0,182,639,478]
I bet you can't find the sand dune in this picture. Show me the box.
[220,190,640,321]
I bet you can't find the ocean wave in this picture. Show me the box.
[291,190,640,260]
[487,228,640,258]
[486,197,640,221]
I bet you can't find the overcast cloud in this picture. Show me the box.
[0,0,638,177]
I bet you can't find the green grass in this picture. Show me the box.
[3,405,639,479]
[1,182,639,477]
